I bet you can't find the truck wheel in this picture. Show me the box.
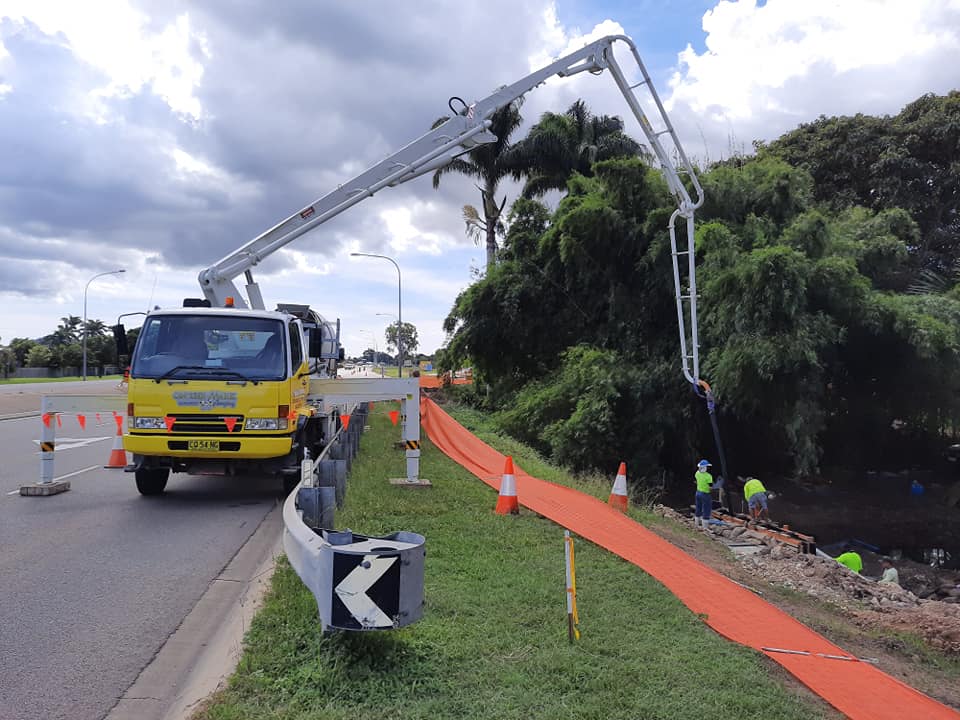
[136,468,169,495]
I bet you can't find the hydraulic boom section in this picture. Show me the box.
[197,34,704,383]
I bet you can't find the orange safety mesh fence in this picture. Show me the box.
[418,375,471,388]
[421,396,959,720]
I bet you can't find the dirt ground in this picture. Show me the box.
[648,505,960,712]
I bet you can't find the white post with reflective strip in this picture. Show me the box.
[39,396,55,484]
[404,390,420,483]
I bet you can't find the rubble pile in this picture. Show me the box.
[650,504,960,654]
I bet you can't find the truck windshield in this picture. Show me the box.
[131,315,287,381]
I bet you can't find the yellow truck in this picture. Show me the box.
[121,303,340,495]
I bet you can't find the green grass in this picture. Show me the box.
[0,375,122,385]
[196,405,832,720]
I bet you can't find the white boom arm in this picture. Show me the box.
[198,34,705,384]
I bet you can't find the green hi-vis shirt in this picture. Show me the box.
[836,552,863,574]
[695,471,713,493]
[743,478,766,500]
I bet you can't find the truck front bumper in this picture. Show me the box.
[124,433,294,460]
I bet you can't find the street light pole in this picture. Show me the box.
[83,269,125,381]
[351,252,403,376]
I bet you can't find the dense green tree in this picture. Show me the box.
[59,343,83,370]
[26,345,53,368]
[763,92,960,276]
[442,93,960,486]
[385,322,419,357]
[8,338,36,367]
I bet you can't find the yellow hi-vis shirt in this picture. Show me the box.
[695,471,713,493]
[743,478,766,501]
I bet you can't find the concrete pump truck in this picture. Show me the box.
[120,33,704,497]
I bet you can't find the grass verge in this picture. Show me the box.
[0,375,122,385]
[195,402,833,720]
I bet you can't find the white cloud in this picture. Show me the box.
[2,1,206,120]
[666,0,960,158]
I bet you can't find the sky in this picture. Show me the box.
[1,0,958,358]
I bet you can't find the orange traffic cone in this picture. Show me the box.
[495,456,519,515]
[608,461,628,512]
[105,414,127,469]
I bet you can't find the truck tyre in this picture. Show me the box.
[136,468,169,495]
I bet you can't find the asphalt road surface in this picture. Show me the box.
[0,392,283,720]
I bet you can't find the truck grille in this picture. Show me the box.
[167,414,245,434]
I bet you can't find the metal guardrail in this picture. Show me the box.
[283,402,426,631]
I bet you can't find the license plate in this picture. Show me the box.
[188,440,220,451]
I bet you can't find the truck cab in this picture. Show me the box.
[123,304,339,495]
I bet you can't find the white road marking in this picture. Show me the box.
[32,436,111,454]
[8,464,102,494]
[334,554,396,628]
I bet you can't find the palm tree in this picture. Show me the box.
[83,319,108,338]
[507,100,648,199]
[49,315,82,347]
[432,99,525,270]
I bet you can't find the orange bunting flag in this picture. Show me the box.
[56,414,62,429]
[340,414,350,430]
[164,416,175,432]
[42,413,52,428]
[77,414,86,430]
[224,417,237,433]
[388,410,399,426]
[95,412,102,425]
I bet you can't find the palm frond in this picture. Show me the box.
[432,158,481,189]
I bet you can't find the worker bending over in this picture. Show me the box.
[836,551,863,574]
[743,477,770,522]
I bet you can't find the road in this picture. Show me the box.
[0,383,282,720]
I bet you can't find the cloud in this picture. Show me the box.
[666,0,960,160]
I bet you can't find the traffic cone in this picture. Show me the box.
[608,461,628,512]
[105,414,127,469]
[495,456,519,515]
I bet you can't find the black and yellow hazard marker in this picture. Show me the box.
[40,441,55,453]
[404,440,420,451]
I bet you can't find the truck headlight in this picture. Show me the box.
[246,418,286,430]
[134,416,166,429]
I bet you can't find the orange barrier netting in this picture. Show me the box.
[421,396,959,720]
[418,375,471,388]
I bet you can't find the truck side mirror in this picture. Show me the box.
[339,347,345,361]
[112,324,129,356]
[308,328,323,358]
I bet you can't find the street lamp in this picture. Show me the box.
[83,269,125,381]
[351,252,403,376]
